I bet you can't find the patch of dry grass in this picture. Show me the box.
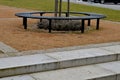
[0,5,120,51]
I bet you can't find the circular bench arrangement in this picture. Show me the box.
[15,11,106,33]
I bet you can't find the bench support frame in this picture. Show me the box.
[15,11,105,33]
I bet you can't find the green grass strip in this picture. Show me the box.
[0,0,119,22]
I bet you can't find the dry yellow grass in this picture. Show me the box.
[0,5,120,51]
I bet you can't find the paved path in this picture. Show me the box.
[63,0,120,10]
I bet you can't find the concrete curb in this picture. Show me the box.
[0,42,18,53]
[0,44,120,77]
[17,42,120,56]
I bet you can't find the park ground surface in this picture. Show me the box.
[0,5,120,51]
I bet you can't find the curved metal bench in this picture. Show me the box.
[15,11,106,33]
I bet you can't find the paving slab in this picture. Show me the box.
[0,75,35,80]
[31,62,116,80]
[0,54,57,77]
[100,45,120,60]
[0,54,56,69]
[88,75,116,80]
[96,61,120,80]
[46,48,115,60]
[46,48,116,67]
[100,45,120,54]
[97,61,120,74]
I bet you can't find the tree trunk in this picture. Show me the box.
[54,0,70,17]
[59,0,62,17]
[55,0,58,17]
[67,0,70,17]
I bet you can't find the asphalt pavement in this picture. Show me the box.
[63,0,120,10]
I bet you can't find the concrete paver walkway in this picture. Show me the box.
[0,42,120,80]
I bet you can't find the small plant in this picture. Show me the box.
[37,20,82,31]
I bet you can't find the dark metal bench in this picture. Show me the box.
[15,11,106,33]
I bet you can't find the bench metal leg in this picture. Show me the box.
[48,19,52,33]
[88,19,91,26]
[81,20,85,33]
[66,13,69,17]
[40,13,43,22]
[23,17,27,29]
[96,19,100,30]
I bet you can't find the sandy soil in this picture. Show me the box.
[0,5,120,51]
